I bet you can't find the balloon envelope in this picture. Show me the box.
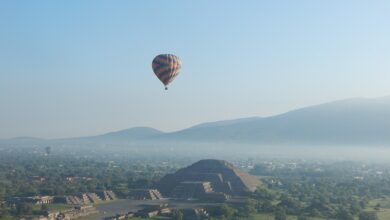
[152,54,181,89]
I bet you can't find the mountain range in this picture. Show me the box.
[2,96,390,146]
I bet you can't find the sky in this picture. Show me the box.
[1,1,390,139]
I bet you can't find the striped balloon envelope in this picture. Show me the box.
[152,54,182,90]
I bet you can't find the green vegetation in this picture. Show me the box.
[42,203,73,211]
[246,161,390,220]
[3,150,390,220]
[0,153,179,200]
[127,217,170,220]
[0,151,182,219]
[171,209,184,220]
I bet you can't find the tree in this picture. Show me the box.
[259,200,274,212]
[309,208,321,217]
[359,211,379,220]
[360,198,369,209]
[172,209,183,220]
[351,202,362,214]
[41,204,49,213]
[253,187,275,201]
[278,195,302,215]
[274,207,287,220]
[239,199,257,217]
[0,186,5,200]
[218,204,237,218]
[374,203,381,211]
[297,215,310,220]
[16,203,33,215]
[336,209,354,220]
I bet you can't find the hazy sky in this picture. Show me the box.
[1,1,390,139]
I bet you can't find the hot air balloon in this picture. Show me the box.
[152,54,181,90]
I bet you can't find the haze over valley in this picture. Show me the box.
[2,96,390,160]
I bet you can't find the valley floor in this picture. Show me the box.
[77,197,390,220]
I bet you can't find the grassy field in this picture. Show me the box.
[128,217,170,220]
[31,203,73,212]
[0,215,17,220]
[46,203,74,211]
[241,213,326,220]
[365,197,390,220]
[242,213,277,220]
[95,199,117,205]
[16,197,390,220]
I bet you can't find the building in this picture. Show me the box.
[30,176,46,182]
[7,196,53,205]
[54,191,117,205]
[52,205,98,220]
[129,189,163,200]
[170,181,229,202]
[135,203,170,218]
[96,190,117,201]
[86,193,101,203]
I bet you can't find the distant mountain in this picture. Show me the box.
[2,96,390,146]
[189,117,261,129]
[157,96,390,145]
[57,127,163,143]
[0,136,45,144]
[92,127,163,140]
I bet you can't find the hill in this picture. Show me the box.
[56,127,163,143]
[2,96,390,147]
[89,127,163,141]
[158,96,390,145]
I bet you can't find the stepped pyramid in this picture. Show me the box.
[106,190,116,200]
[171,181,213,198]
[78,193,91,204]
[86,193,101,203]
[157,159,261,197]
[96,190,116,201]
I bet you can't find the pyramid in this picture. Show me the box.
[157,159,261,197]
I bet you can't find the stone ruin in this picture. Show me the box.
[54,190,117,205]
[157,159,261,200]
[129,189,163,200]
